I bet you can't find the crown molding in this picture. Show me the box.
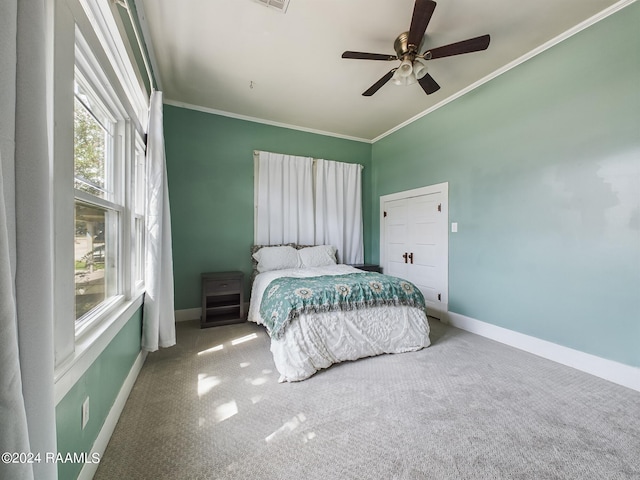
[163,99,372,144]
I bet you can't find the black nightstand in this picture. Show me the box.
[201,271,245,328]
[349,264,382,273]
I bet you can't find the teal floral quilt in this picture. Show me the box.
[260,272,426,339]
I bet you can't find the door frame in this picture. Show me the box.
[379,182,449,319]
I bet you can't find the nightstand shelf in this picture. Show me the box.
[201,271,245,328]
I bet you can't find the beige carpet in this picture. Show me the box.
[94,318,640,479]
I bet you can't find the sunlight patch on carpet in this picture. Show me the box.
[198,344,223,355]
[214,401,238,423]
[197,374,221,396]
[232,333,258,345]
[265,413,307,442]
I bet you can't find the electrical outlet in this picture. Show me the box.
[82,397,90,429]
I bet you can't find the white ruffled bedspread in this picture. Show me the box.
[248,265,431,382]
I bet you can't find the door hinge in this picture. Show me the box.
[437,293,441,301]
[437,203,442,212]
[384,211,387,218]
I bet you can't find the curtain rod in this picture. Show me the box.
[112,0,157,92]
[253,150,364,169]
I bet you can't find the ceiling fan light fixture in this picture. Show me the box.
[397,58,413,77]
[392,69,417,86]
[413,58,428,80]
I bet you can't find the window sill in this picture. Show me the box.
[54,293,144,405]
[75,295,127,340]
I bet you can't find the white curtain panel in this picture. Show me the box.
[142,91,176,352]
[0,158,32,480]
[0,0,57,478]
[314,159,364,264]
[254,151,315,245]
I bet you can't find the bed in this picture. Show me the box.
[247,244,431,382]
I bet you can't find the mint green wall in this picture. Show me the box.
[164,107,372,310]
[56,308,143,480]
[371,4,640,367]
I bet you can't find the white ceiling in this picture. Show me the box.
[138,0,623,141]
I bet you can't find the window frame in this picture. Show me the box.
[51,0,149,394]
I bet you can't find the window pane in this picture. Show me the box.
[134,143,146,216]
[134,216,145,284]
[75,201,119,320]
[74,77,112,129]
[74,96,112,198]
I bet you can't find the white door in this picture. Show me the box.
[381,183,448,319]
[384,198,410,279]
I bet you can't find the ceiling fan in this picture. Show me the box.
[342,0,490,96]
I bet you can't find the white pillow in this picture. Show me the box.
[298,245,337,268]
[252,246,301,273]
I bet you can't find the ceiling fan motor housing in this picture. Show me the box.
[394,32,416,62]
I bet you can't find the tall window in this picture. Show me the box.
[73,37,125,326]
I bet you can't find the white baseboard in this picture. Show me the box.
[447,311,640,393]
[175,308,200,322]
[77,350,147,480]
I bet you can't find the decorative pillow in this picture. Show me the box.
[252,245,301,273]
[298,245,337,268]
[251,243,294,274]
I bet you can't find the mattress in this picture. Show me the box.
[248,264,430,382]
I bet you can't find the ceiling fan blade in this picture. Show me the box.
[408,0,437,49]
[342,51,397,61]
[363,69,396,96]
[418,73,440,95]
[425,34,490,59]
